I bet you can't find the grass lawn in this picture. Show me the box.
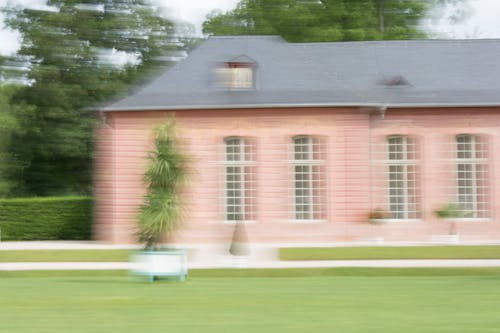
[3,245,500,263]
[1,269,500,333]
[279,245,500,261]
[0,250,130,262]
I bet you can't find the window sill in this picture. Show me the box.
[369,219,421,223]
[440,218,490,223]
[292,219,327,224]
[223,220,256,225]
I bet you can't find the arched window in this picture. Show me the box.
[386,135,420,219]
[455,134,489,218]
[292,136,326,221]
[224,137,256,221]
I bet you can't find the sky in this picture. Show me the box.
[1,0,500,56]
[432,0,500,38]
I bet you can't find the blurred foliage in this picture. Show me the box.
[203,0,468,42]
[0,85,35,197]
[0,196,92,240]
[0,55,31,84]
[1,0,187,196]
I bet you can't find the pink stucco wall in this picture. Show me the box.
[93,107,500,244]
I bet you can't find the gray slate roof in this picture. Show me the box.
[102,36,500,111]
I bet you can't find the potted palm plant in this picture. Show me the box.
[132,121,188,282]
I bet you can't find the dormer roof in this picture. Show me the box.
[226,54,257,65]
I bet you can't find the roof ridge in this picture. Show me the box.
[290,38,500,46]
[209,35,284,40]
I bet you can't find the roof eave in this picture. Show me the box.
[100,101,500,112]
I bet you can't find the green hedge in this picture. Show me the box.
[0,197,92,241]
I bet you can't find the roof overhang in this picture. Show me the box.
[100,102,500,112]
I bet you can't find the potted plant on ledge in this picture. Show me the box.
[132,121,188,282]
[433,203,464,242]
[368,208,392,224]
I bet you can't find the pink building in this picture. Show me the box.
[95,36,500,244]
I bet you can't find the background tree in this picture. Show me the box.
[1,0,182,196]
[0,84,35,197]
[203,0,468,42]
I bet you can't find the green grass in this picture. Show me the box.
[3,245,500,263]
[280,245,500,261]
[3,267,500,278]
[0,270,499,333]
[0,249,131,262]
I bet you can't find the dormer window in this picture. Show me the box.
[214,55,256,90]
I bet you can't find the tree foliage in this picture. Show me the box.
[137,122,187,249]
[203,0,467,42]
[0,84,35,197]
[1,0,180,196]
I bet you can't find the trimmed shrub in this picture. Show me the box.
[0,196,92,241]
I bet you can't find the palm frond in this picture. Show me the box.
[136,120,187,249]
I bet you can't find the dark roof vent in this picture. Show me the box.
[381,75,410,87]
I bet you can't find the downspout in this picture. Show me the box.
[368,104,387,220]
[378,105,387,119]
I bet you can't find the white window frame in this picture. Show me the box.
[386,135,420,220]
[215,64,254,90]
[224,137,255,222]
[292,136,326,221]
[455,134,489,219]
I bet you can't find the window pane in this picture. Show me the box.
[232,67,253,89]
[386,136,420,219]
[225,138,255,221]
[293,136,326,220]
[455,135,489,218]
